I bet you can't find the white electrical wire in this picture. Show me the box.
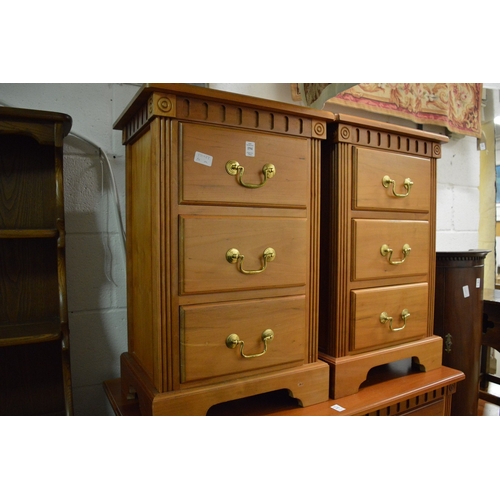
[69,131,126,287]
[1,100,126,245]
[1,99,126,285]
[69,130,126,246]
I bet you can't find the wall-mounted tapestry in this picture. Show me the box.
[292,83,482,138]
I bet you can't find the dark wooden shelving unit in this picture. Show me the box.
[0,107,73,416]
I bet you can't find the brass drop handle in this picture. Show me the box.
[225,160,276,189]
[380,243,411,265]
[380,309,410,332]
[382,175,413,198]
[226,247,276,275]
[225,329,275,358]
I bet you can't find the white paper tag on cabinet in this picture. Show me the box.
[463,285,470,298]
[245,141,255,157]
[194,151,213,167]
[331,404,345,412]
[476,278,481,288]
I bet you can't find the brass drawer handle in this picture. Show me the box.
[225,329,274,358]
[226,247,276,275]
[380,243,411,265]
[382,175,413,198]
[225,160,276,189]
[380,309,410,332]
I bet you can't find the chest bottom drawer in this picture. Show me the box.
[350,283,428,353]
[180,295,306,383]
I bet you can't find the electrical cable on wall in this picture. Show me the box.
[69,130,126,245]
[1,99,126,285]
[68,131,126,287]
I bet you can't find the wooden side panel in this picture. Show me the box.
[308,137,320,363]
[319,140,350,357]
[325,143,353,357]
[127,129,156,383]
[127,118,171,392]
[427,158,437,338]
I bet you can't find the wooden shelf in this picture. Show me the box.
[0,229,59,239]
[0,319,62,347]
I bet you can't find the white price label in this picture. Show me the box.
[245,141,255,157]
[194,151,213,167]
[331,404,345,412]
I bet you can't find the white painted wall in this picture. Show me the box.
[209,83,297,105]
[0,83,485,415]
[436,133,481,251]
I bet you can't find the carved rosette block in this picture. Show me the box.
[150,94,176,118]
[312,120,326,140]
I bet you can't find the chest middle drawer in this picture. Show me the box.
[179,215,308,294]
[352,219,430,281]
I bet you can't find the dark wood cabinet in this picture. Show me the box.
[0,107,73,415]
[434,250,489,416]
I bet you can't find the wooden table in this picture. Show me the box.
[104,361,464,416]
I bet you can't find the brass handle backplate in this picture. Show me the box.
[226,247,276,275]
[380,243,411,265]
[444,333,453,353]
[382,175,413,198]
[225,329,274,358]
[225,160,276,189]
[380,309,410,332]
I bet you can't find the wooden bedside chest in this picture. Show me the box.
[319,114,449,399]
[113,84,331,415]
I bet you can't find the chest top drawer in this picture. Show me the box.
[180,122,310,207]
[353,147,431,212]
